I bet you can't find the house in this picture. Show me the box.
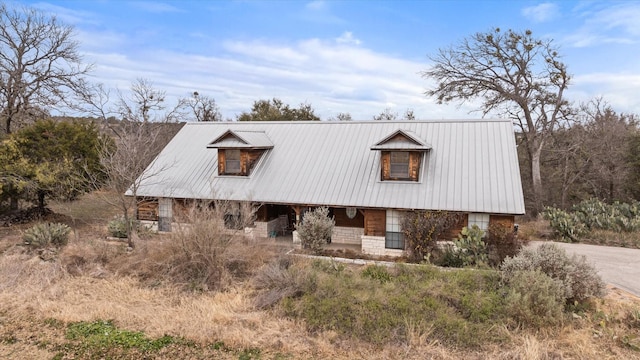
[131,120,525,256]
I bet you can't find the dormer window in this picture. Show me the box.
[225,149,241,174]
[371,129,431,182]
[207,129,274,177]
[390,151,410,179]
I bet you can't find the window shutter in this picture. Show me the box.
[409,152,421,181]
[240,151,248,175]
[218,150,226,175]
[381,152,390,180]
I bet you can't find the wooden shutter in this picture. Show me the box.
[409,152,421,181]
[364,209,386,236]
[240,151,248,175]
[218,150,226,175]
[381,152,390,180]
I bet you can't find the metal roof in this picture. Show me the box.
[133,120,525,215]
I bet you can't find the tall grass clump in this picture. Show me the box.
[501,243,607,304]
[120,201,268,291]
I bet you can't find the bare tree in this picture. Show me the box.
[579,99,637,202]
[183,91,222,121]
[0,2,92,134]
[422,28,572,214]
[373,108,416,121]
[86,79,183,247]
[335,112,352,121]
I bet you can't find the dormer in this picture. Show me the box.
[371,129,431,182]
[207,130,273,176]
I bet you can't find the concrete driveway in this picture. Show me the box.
[530,241,640,297]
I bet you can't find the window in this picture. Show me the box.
[390,151,409,179]
[385,210,404,249]
[225,149,241,174]
[468,213,490,232]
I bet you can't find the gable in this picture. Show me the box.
[207,130,273,149]
[371,129,432,151]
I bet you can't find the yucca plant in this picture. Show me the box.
[23,222,71,248]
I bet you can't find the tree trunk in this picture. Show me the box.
[37,191,46,212]
[529,138,545,216]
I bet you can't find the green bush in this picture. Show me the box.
[295,207,334,254]
[501,243,606,304]
[23,222,70,248]
[107,216,139,238]
[542,207,587,242]
[402,211,464,262]
[544,199,640,241]
[453,225,488,266]
[503,270,566,327]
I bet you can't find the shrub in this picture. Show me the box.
[453,225,488,266]
[485,223,527,266]
[501,243,607,304]
[542,207,587,242]
[23,222,71,248]
[296,207,334,254]
[402,211,465,262]
[107,216,139,238]
[438,244,465,267]
[503,270,566,327]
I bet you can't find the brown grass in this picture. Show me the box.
[2,195,640,358]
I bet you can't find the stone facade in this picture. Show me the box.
[361,235,405,257]
[253,217,284,238]
[331,226,364,245]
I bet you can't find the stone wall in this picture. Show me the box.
[331,226,364,245]
[253,217,282,238]
[361,235,405,257]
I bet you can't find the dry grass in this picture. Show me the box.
[2,195,640,358]
[2,246,640,358]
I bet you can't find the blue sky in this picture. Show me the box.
[17,0,640,120]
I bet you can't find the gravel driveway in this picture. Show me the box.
[530,241,640,297]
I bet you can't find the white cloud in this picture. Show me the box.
[83,35,480,120]
[129,1,184,13]
[522,3,560,23]
[571,72,640,111]
[31,2,99,25]
[336,31,361,46]
[564,2,640,47]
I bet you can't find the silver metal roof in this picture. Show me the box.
[133,120,525,215]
